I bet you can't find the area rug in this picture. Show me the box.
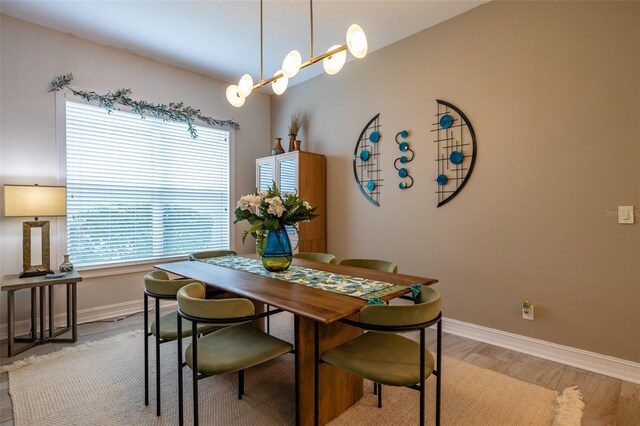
[4,330,583,425]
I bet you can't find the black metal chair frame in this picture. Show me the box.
[144,288,183,417]
[176,307,297,426]
[314,311,443,426]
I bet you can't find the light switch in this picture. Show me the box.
[618,206,635,224]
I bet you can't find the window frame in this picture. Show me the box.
[55,92,236,277]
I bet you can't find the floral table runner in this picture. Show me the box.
[196,255,408,302]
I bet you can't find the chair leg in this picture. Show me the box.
[294,315,300,426]
[266,304,270,334]
[238,369,245,400]
[378,384,382,408]
[314,321,319,426]
[419,328,425,426]
[155,298,161,416]
[373,382,377,395]
[177,314,184,426]
[192,321,199,426]
[436,320,442,426]
[144,293,149,406]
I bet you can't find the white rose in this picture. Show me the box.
[303,201,312,210]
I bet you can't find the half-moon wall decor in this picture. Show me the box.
[353,113,382,206]
[394,130,414,190]
[432,100,477,207]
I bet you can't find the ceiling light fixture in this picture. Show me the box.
[226,0,368,106]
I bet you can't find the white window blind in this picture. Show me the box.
[65,101,231,267]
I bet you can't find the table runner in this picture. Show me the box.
[196,255,408,302]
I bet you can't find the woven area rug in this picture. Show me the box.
[4,330,583,425]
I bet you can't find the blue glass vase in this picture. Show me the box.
[261,225,292,272]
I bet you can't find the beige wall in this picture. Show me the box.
[0,15,270,327]
[271,1,640,361]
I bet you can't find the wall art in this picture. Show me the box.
[353,113,382,206]
[394,130,414,190]
[433,100,477,207]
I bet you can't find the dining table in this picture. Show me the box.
[155,255,438,426]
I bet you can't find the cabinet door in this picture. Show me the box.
[256,157,275,191]
[276,155,299,250]
[277,155,298,194]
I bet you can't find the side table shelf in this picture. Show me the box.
[2,271,82,357]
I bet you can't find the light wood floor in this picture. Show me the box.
[0,311,638,426]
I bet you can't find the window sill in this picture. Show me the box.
[77,256,188,279]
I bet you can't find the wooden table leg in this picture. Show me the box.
[296,316,363,426]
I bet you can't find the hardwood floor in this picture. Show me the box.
[0,311,638,425]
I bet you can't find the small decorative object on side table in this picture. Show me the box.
[59,254,74,272]
[234,183,318,272]
[2,271,82,357]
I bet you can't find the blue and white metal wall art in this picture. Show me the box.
[433,100,477,207]
[353,113,382,206]
[394,130,414,189]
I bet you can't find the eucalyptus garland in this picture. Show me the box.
[48,73,240,138]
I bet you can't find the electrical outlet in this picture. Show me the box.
[522,300,534,320]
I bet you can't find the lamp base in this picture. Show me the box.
[19,270,53,279]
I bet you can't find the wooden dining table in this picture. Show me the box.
[155,256,438,426]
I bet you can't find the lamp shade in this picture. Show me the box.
[4,185,66,217]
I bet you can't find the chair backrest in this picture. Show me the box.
[177,282,254,321]
[339,258,398,273]
[294,252,337,264]
[359,286,441,328]
[144,270,204,297]
[189,250,237,260]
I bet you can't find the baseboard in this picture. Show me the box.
[442,317,640,384]
[0,299,177,341]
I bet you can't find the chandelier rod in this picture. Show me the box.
[310,0,314,59]
[260,0,264,82]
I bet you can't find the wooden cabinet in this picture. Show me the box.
[256,151,326,253]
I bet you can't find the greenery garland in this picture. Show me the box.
[48,73,240,138]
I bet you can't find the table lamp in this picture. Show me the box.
[3,184,67,278]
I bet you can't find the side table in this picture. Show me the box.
[2,271,82,357]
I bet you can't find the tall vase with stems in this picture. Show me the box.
[288,134,296,152]
[261,225,292,272]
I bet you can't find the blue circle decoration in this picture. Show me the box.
[369,131,380,143]
[439,114,453,129]
[399,142,409,152]
[400,156,407,164]
[399,182,406,190]
[398,168,408,178]
[437,174,448,186]
[366,181,376,191]
[450,150,464,165]
[359,150,370,162]
[400,130,409,138]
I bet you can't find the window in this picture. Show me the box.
[65,101,231,268]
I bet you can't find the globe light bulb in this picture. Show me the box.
[226,84,245,107]
[282,50,302,78]
[322,45,347,75]
[237,74,254,97]
[346,24,368,59]
[271,70,288,95]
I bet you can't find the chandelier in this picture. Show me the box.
[226,0,368,107]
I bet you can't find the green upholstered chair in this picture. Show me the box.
[176,282,293,426]
[188,250,237,260]
[293,252,337,264]
[316,286,442,426]
[188,250,237,299]
[143,271,219,416]
[339,258,398,273]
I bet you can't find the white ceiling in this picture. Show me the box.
[1,0,486,89]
